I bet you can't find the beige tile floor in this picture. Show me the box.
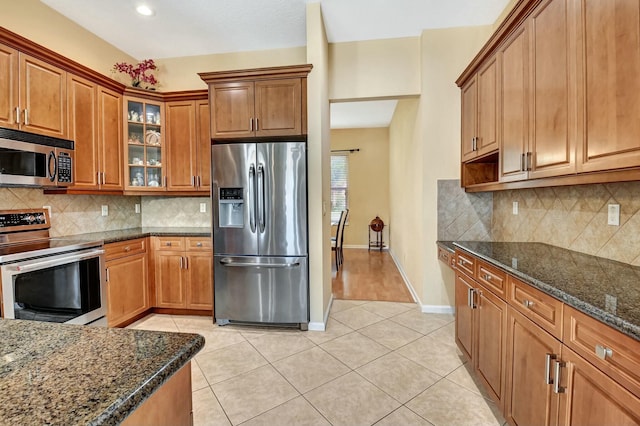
[128,300,506,426]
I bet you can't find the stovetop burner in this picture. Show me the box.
[0,209,103,263]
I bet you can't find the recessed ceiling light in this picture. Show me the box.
[136,4,155,16]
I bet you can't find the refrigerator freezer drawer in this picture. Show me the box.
[214,255,308,326]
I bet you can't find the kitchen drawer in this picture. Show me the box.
[508,275,563,339]
[155,237,185,251]
[563,305,640,399]
[455,250,476,278]
[476,259,506,298]
[105,238,146,261]
[186,237,211,251]
[438,246,454,269]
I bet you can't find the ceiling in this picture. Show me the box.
[40,0,510,129]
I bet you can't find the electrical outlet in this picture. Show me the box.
[101,205,109,217]
[607,204,620,226]
[135,204,141,214]
[512,201,519,215]
[200,202,207,213]
[43,205,52,218]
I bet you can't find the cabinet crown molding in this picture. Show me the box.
[199,64,313,84]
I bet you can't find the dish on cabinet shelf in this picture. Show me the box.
[145,130,161,145]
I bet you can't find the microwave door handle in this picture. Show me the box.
[47,151,57,182]
[248,164,256,233]
[257,163,265,233]
[9,249,104,273]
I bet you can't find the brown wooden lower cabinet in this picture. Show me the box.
[454,249,640,426]
[122,362,192,426]
[105,238,149,328]
[153,237,213,311]
[558,347,640,426]
[455,270,507,409]
[505,307,561,426]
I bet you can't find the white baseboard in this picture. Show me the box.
[388,249,420,305]
[421,305,454,314]
[308,294,333,331]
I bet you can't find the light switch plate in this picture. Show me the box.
[607,204,620,226]
[43,205,52,218]
[101,205,108,217]
[200,202,207,213]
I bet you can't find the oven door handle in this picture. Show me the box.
[9,249,104,273]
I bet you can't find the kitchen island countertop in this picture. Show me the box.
[0,319,204,425]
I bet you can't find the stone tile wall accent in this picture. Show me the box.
[493,182,640,265]
[437,179,492,241]
[0,188,141,237]
[141,197,212,227]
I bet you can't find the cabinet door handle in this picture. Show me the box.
[97,172,102,185]
[102,172,106,185]
[255,117,259,131]
[544,353,556,385]
[197,175,201,188]
[191,175,195,187]
[23,109,29,125]
[250,118,254,131]
[526,152,532,171]
[105,268,110,282]
[163,176,167,187]
[15,107,20,124]
[184,256,188,269]
[553,360,565,394]
[468,288,477,309]
[179,256,183,269]
[595,344,613,360]
[521,153,526,172]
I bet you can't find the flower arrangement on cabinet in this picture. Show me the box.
[112,59,158,89]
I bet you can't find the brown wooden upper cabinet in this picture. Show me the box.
[165,99,210,192]
[575,0,640,173]
[199,64,312,141]
[0,43,67,139]
[461,56,499,162]
[68,74,123,191]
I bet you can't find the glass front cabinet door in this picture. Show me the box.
[124,97,164,191]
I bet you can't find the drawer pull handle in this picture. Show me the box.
[196,242,203,247]
[124,246,130,252]
[595,344,613,360]
[544,353,556,385]
[523,299,534,309]
[458,259,466,266]
[166,242,171,246]
[483,274,491,281]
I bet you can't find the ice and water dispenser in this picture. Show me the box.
[218,188,244,228]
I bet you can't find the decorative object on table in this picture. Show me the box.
[112,59,158,90]
[369,216,385,251]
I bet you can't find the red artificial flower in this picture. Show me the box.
[112,59,158,89]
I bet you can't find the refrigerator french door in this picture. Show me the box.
[212,141,308,329]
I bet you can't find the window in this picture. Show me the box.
[330,154,348,224]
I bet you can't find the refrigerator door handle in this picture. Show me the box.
[219,258,300,268]
[257,163,266,233]
[249,164,256,233]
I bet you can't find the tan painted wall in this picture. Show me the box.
[330,128,390,247]
[419,26,493,307]
[329,37,421,101]
[0,0,136,77]
[156,47,307,91]
[388,99,423,301]
[306,3,332,327]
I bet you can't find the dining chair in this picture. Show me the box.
[331,210,346,269]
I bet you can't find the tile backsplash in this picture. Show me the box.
[437,179,492,241]
[493,182,640,265]
[141,197,211,227]
[0,188,141,236]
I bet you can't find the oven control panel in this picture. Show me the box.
[0,210,49,230]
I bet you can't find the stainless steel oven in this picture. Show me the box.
[0,209,105,325]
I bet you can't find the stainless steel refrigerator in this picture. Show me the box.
[212,141,308,329]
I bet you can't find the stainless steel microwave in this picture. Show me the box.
[0,128,74,187]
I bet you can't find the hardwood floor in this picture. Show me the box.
[332,248,414,302]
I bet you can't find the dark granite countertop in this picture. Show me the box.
[0,320,204,425]
[70,227,211,244]
[436,240,456,253]
[453,241,640,342]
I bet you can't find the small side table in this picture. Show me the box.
[368,226,385,251]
